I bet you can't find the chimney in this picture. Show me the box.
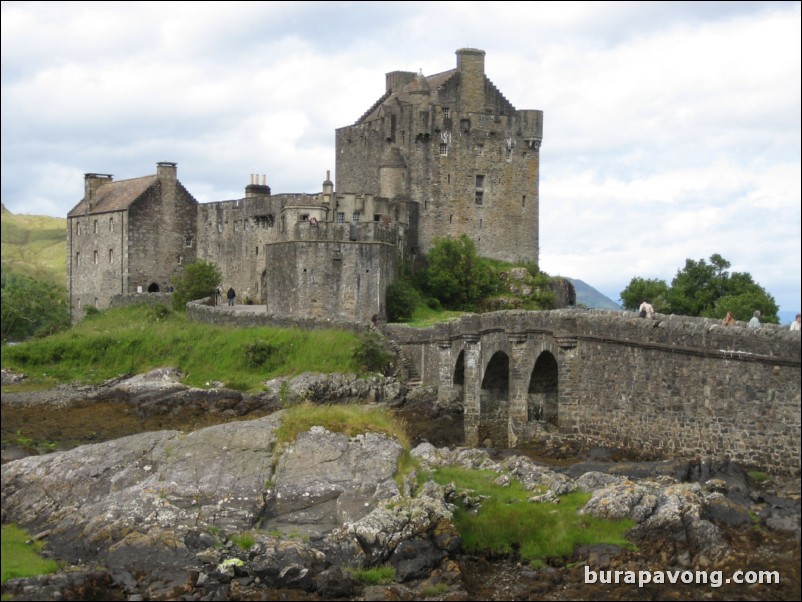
[246,174,271,198]
[157,161,177,180]
[456,48,486,114]
[84,173,113,212]
[322,170,334,203]
[385,70,416,94]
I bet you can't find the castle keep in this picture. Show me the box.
[67,49,543,323]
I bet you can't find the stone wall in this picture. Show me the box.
[384,310,801,474]
[109,292,172,309]
[127,175,198,294]
[67,209,128,322]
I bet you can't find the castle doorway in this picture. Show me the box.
[148,282,160,293]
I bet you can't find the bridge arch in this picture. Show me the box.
[479,350,510,446]
[147,282,160,293]
[528,351,559,425]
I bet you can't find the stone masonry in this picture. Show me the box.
[67,49,543,324]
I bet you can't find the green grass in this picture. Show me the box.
[1,524,60,583]
[747,470,771,483]
[406,305,467,327]
[230,531,256,550]
[276,403,410,449]
[1,305,363,391]
[347,565,396,585]
[428,467,635,568]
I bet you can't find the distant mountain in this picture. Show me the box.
[1,204,67,287]
[567,278,621,310]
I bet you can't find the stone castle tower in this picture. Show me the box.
[66,49,543,323]
[336,48,543,263]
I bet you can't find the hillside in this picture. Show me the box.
[568,278,621,310]
[1,203,67,287]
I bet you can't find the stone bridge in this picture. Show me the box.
[384,309,801,475]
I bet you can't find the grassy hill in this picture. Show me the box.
[1,203,67,288]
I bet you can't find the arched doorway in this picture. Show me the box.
[528,352,558,426]
[148,282,160,293]
[479,351,509,446]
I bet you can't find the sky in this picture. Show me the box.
[2,1,800,322]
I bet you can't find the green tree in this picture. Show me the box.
[622,254,779,323]
[385,278,420,322]
[172,260,222,311]
[423,235,498,310]
[0,272,70,341]
[619,277,670,313]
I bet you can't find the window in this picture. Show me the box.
[76,221,80,236]
[475,175,485,205]
[185,236,193,248]
[439,143,448,156]
[217,222,223,233]
[93,250,98,265]
[255,246,259,256]
[177,255,183,265]
[476,144,484,156]
[75,252,80,265]
[374,214,381,222]
[109,217,114,232]
[336,212,345,224]
[522,195,526,208]
[93,220,98,234]
[109,249,114,263]
[352,211,361,222]
[443,107,450,119]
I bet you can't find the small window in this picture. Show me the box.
[255,246,259,256]
[336,212,345,224]
[352,211,361,222]
[76,221,81,236]
[177,255,183,265]
[109,248,114,263]
[476,144,484,156]
[217,222,223,233]
[522,195,526,207]
[93,220,98,234]
[109,217,114,232]
[93,250,98,265]
[234,221,239,231]
[443,107,450,119]
[475,191,484,205]
[75,252,80,265]
[185,236,193,248]
[374,214,381,222]
[301,214,309,221]
[439,143,448,156]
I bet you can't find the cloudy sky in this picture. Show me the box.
[2,1,800,321]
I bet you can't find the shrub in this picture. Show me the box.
[352,332,394,373]
[244,340,279,368]
[386,278,419,322]
[172,260,222,310]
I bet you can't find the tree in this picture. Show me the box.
[385,278,419,322]
[423,235,498,310]
[619,277,670,313]
[1,272,70,341]
[172,260,222,310]
[621,254,779,323]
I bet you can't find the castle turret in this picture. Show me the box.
[456,48,486,114]
[379,146,407,199]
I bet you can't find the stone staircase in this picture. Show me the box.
[384,337,421,386]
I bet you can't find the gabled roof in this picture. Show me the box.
[67,175,157,217]
[355,68,458,124]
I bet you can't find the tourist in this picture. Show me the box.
[791,314,801,332]
[748,310,761,330]
[638,299,655,320]
[722,311,735,326]
[227,287,236,306]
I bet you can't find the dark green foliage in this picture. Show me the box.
[422,235,498,310]
[619,277,670,312]
[172,260,222,311]
[385,278,420,322]
[243,340,284,370]
[620,254,779,323]
[148,304,173,322]
[352,331,394,373]
[0,272,70,341]
[83,305,100,318]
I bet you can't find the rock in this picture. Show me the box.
[702,492,753,528]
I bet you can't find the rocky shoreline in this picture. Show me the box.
[2,369,800,601]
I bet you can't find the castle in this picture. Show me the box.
[67,49,543,323]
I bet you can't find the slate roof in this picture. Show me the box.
[67,175,157,217]
[356,69,458,124]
